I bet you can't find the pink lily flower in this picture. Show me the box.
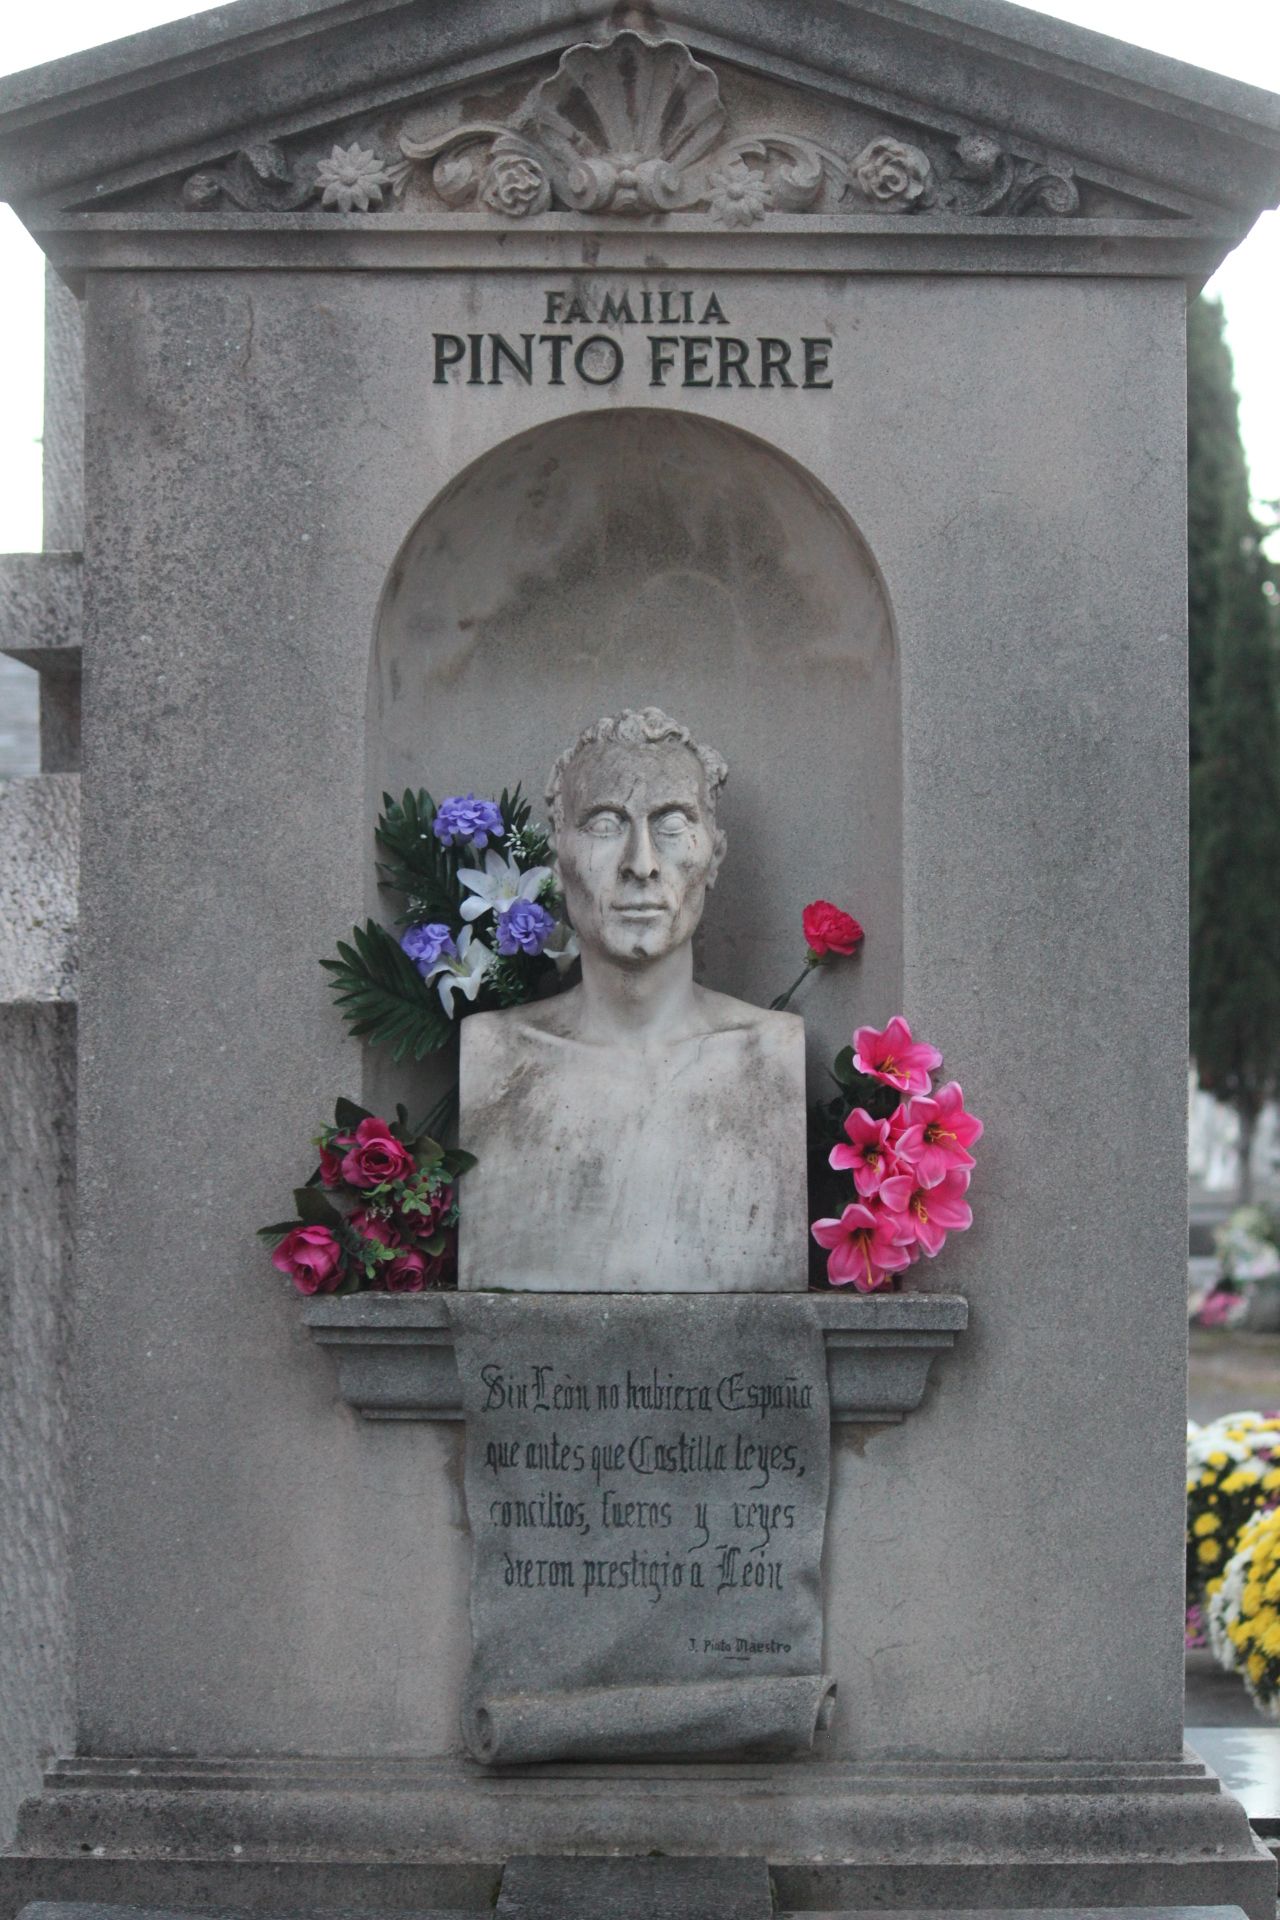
[894,1081,983,1188]
[879,1166,972,1258]
[852,1015,942,1095]
[811,1200,915,1292]
[829,1106,905,1198]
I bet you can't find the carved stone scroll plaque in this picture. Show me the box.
[449,1294,835,1765]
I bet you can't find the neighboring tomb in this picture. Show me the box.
[459,709,807,1291]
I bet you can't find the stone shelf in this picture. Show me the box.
[302,1292,967,1425]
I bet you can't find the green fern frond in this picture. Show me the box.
[320,919,453,1062]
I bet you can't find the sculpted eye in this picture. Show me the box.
[653,810,692,836]
[582,810,625,836]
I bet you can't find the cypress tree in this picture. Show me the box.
[1188,297,1280,1200]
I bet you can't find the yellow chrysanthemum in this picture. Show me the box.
[1230,1619,1251,1647]
[1206,1577,1225,1596]
[1198,1539,1223,1566]
[1249,1652,1266,1683]
[1194,1512,1222,1536]
[1208,1451,1230,1467]
[1221,1469,1262,1493]
[1243,1580,1264,1611]
[1262,1470,1280,1491]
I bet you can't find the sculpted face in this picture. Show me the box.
[556,740,720,967]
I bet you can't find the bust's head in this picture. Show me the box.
[547,708,728,969]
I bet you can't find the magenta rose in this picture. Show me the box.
[339,1117,416,1190]
[394,1182,452,1235]
[271,1225,345,1296]
[317,1143,344,1188]
[350,1206,401,1250]
[381,1248,428,1293]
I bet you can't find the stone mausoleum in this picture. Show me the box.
[2,0,1280,1915]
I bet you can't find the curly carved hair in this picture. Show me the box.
[546,706,729,881]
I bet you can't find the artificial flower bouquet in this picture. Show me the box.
[809,1016,982,1292]
[771,906,982,1294]
[259,1099,475,1295]
[322,787,578,1063]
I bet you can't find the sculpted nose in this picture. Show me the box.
[620,819,659,881]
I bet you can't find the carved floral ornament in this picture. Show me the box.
[181,30,1080,222]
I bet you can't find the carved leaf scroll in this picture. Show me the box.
[180,30,1080,225]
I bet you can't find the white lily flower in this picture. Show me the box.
[457,850,552,923]
[423,926,493,1015]
[542,919,581,975]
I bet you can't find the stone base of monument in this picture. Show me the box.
[1,1751,1273,1920]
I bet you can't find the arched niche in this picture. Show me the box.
[368,409,900,1105]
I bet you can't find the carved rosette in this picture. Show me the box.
[179,30,1080,224]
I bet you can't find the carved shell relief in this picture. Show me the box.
[178,30,1085,222]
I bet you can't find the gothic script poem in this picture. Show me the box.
[449,1294,835,1764]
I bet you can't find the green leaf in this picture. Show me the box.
[412,1134,445,1168]
[257,1220,302,1246]
[832,1045,856,1087]
[373,788,462,919]
[422,1231,447,1256]
[320,919,453,1062]
[294,1187,345,1229]
[443,1148,478,1179]
[334,1096,372,1131]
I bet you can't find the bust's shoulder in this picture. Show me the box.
[461,992,580,1054]
[693,988,804,1049]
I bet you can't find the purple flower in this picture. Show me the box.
[496,899,556,957]
[432,794,504,849]
[401,922,457,975]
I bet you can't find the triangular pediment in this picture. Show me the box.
[0,0,1277,255]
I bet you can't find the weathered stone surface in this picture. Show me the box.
[460,1005,808,1291]
[302,1291,968,1423]
[3,1756,1274,1919]
[496,1854,771,1920]
[1,0,1279,253]
[0,1006,75,1853]
[0,776,78,1005]
[38,266,1189,1775]
[0,557,82,667]
[450,1295,832,1763]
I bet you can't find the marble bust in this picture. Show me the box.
[458,708,807,1291]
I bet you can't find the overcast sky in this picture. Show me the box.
[0,0,1277,551]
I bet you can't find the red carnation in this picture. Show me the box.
[802,901,864,957]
